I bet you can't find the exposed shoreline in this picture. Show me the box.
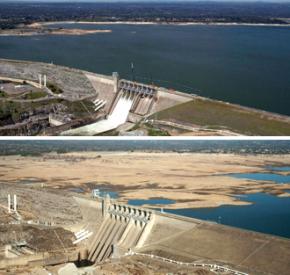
[1,152,289,210]
[0,28,111,37]
[35,20,290,28]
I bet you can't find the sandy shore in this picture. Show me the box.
[0,28,111,37]
[33,20,290,28]
[0,152,289,209]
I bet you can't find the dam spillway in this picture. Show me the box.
[88,198,153,263]
[62,93,134,136]
[61,74,158,136]
[1,192,290,275]
[81,195,290,275]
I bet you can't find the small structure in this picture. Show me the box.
[38,74,47,88]
[49,113,72,126]
[93,99,106,112]
[109,75,157,117]
[7,194,17,213]
[92,189,100,198]
[7,194,11,213]
[102,194,110,217]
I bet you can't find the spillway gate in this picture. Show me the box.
[109,75,157,116]
[88,197,154,263]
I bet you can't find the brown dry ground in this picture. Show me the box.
[0,224,74,252]
[1,255,214,275]
[0,152,289,209]
[93,255,214,275]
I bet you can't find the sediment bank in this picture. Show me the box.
[1,152,289,209]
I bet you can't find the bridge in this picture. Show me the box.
[119,79,157,97]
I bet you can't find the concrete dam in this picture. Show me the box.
[1,59,290,136]
[87,196,154,263]
[1,192,290,275]
[63,94,134,136]
[73,195,290,275]
[62,73,159,135]
[0,59,192,136]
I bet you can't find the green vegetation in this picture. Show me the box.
[0,98,61,125]
[144,123,170,136]
[0,100,23,122]
[151,99,290,136]
[64,100,95,118]
[130,121,142,131]
[19,151,43,157]
[56,149,68,154]
[23,90,47,100]
[97,129,119,136]
[47,82,63,94]
[148,127,170,136]
[0,90,8,98]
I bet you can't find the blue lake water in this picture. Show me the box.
[167,193,290,238]
[128,198,175,206]
[127,166,290,238]
[229,172,290,184]
[84,166,290,237]
[267,166,290,172]
[0,24,290,115]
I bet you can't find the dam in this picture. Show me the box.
[62,93,134,136]
[76,195,290,275]
[87,195,154,263]
[1,186,290,274]
[0,58,290,136]
[61,73,158,135]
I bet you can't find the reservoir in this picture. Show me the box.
[0,24,290,115]
[167,167,290,238]
[229,172,290,183]
[125,166,290,238]
[167,193,290,239]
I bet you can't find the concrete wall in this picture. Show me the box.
[85,73,115,114]
[87,201,154,263]
[150,89,193,115]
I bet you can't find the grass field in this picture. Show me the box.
[23,90,47,100]
[151,99,290,136]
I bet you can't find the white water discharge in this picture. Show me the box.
[62,94,133,136]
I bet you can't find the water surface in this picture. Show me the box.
[167,193,290,238]
[0,24,289,115]
[229,172,290,183]
[128,198,175,206]
[267,166,290,172]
